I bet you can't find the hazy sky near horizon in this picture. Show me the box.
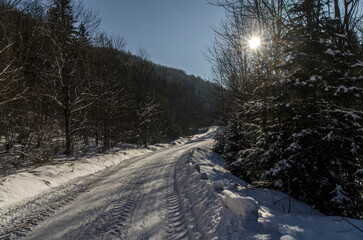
[81,0,225,79]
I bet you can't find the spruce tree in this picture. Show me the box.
[214,0,363,217]
[47,0,75,45]
[257,0,363,217]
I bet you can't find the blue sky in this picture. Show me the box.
[81,0,225,79]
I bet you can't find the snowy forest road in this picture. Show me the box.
[1,131,215,240]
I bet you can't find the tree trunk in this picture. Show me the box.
[334,0,340,20]
[64,84,71,156]
[64,109,71,155]
[103,115,109,153]
[144,125,147,148]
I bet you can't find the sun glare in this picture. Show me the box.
[248,36,261,50]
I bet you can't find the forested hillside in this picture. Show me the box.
[0,0,217,171]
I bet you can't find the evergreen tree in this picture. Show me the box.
[260,3,363,216]
[213,0,363,217]
[47,0,75,44]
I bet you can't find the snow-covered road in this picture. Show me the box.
[1,132,213,240]
[1,128,362,240]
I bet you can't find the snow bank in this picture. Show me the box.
[175,144,258,239]
[222,190,258,221]
[174,143,363,240]
[0,148,150,208]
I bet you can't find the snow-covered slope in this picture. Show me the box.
[175,142,363,240]
[0,127,362,239]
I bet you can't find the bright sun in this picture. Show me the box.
[248,37,261,50]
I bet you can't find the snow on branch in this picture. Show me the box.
[330,185,351,204]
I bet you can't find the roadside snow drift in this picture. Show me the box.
[174,145,363,240]
[0,147,151,208]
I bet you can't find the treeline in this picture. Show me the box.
[0,0,216,168]
[210,0,363,217]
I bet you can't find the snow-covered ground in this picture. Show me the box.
[178,145,363,240]
[0,130,205,209]
[0,127,362,239]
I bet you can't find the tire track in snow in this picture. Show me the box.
[0,153,154,240]
[0,177,96,239]
[0,137,214,239]
[63,162,153,240]
[172,149,215,240]
[62,181,135,239]
[166,159,190,240]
